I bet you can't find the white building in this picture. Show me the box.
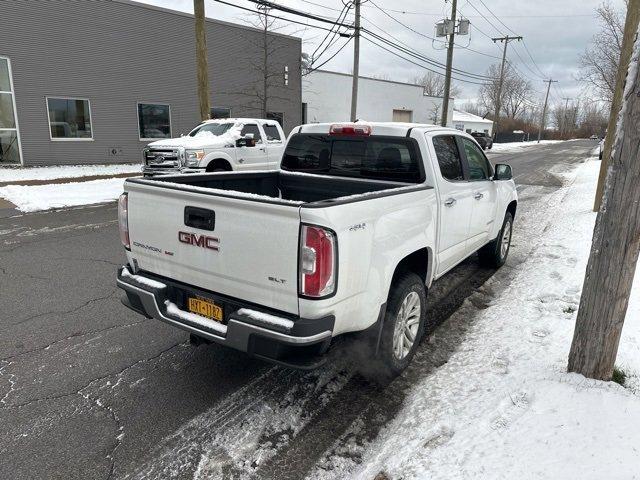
[302,70,452,126]
[452,110,494,135]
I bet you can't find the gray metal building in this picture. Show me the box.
[0,0,302,167]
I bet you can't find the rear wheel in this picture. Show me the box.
[377,272,427,379]
[478,212,513,268]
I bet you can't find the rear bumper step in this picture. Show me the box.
[116,266,334,368]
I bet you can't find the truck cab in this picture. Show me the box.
[142,118,285,176]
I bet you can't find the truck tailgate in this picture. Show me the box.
[125,183,301,315]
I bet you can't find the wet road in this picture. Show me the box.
[0,140,595,479]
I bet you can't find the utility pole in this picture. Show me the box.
[440,0,458,127]
[562,97,571,138]
[194,0,210,121]
[537,79,557,143]
[350,0,361,122]
[593,0,640,212]
[491,35,522,139]
[258,3,270,118]
[568,31,640,381]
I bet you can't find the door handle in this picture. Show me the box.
[444,198,457,207]
[474,192,484,200]
[259,147,266,152]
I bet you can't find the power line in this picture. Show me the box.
[246,0,353,28]
[311,1,352,60]
[361,33,490,85]
[476,0,519,35]
[362,28,495,81]
[304,36,353,75]
[211,0,350,33]
[362,4,596,18]
[359,19,494,80]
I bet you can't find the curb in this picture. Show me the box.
[0,171,140,188]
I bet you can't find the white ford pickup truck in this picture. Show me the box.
[117,122,517,376]
[142,118,285,176]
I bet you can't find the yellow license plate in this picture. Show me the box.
[187,297,223,322]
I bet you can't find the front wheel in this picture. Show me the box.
[377,272,427,379]
[478,212,513,268]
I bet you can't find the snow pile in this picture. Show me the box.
[164,301,227,335]
[0,178,126,212]
[236,308,295,330]
[491,139,563,153]
[347,159,640,480]
[121,266,166,290]
[0,163,141,183]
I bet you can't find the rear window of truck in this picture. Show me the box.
[281,134,424,183]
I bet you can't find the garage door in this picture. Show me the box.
[392,109,413,122]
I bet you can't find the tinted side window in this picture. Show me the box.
[462,138,492,180]
[241,124,262,143]
[263,124,282,141]
[432,136,464,181]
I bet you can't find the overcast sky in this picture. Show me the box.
[136,0,625,108]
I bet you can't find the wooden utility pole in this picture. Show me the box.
[350,0,361,122]
[491,36,522,139]
[440,0,458,127]
[537,79,557,143]
[562,97,571,138]
[194,0,210,121]
[593,0,640,212]
[568,29,640,381]
[260,4,270,118]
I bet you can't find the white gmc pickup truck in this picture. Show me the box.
[117,122,517,376]
[142,118,285,176]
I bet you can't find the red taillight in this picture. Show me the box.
[118,193,130,250]
[329,123,372,136]
[299,225,337,298]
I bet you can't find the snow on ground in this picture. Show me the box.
[0,163,141,183]
[345,158,640,480]
[0,178,126,212]
[490,139,563,153]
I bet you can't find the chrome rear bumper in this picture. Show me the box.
[116,266,333,368]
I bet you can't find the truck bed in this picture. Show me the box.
[128,170,422,206]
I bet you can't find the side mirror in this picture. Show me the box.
[236,137,256,148]
[494,164,513,181]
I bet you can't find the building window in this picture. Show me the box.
[301,102,307,124]
[267,111,284,126]
[46,97,93,140]
[0,56,21,164]
[211,107,231,119]
[137,103,171,140]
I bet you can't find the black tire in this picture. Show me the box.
[488,143,493,150]
[376,272,427,379]
[478,211,513,268]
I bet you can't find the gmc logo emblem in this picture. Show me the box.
[178,231,220,251]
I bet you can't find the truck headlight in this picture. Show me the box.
[185,149,205,166]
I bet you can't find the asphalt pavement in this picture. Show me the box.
[0,139,596,479]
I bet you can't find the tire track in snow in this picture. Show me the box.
[125,360,353,479]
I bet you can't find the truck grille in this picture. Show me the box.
[144,148,181,167]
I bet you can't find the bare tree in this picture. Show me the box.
[220,8,299,119]
[430,103,441,124]
[578,1,627,103]
[459,100,484,116]
[479,63,534,120]
[410,71,461,98]
[371,73,392,81]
